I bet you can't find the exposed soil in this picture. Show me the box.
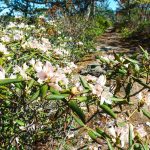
[73,28,150,149]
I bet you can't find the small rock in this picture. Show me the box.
[80,63,106,77]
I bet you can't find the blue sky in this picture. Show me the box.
[0,0,118,15]
[109,0,118,10]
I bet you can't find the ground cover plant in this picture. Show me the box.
[0,15,149,149]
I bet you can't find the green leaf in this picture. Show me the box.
[40,84,48,98]
[139,46,149,60]
[27,79,35,90]
[118,68,127,74]
[14,82,24,89]
[125,57,139,64]
[0,78,24,86]
[46,94,68,100]
[142,109,150,119]
[76,96,87,102]
[134,64,140,72]
[50,87,60,94]
[96,127,111,139]
[80,76,91,90]
[142,143,149,150]
[125,82,132,98]
[69,100,85,123]
[111,97,127,103]
[88,130,97,140]
[15,120,25,126]
[30,90,40,101]
[100,104,117,119]
[96,56,110,64]
[72,113,85,127]
[106,138,114,150]
[129,124,133,147]
[114,52,121,62]
[0,93,7,99]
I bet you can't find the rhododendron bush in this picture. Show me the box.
[0,17,150,149]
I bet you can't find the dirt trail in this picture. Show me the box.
[76,27,130,72]
[95,27,129,53]
[75,28,150,146]
[76,27,149,72]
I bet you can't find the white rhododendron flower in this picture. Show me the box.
[0,66,5,79]
[77,41,83,45]
[100,95,112,105]
[1,35,10,42]
[109,124,134,148]
[135,125,147,138]
[36,61,54,81]
[0,43,9,54]
[85,74,97,81]
[18,23,25,28]
[13,63,29,80]
[96,74,106,86]
[34,60,43,72]
[100,56,110,63]
[53,47,69,56]
[10,74,17,79]
[137,92,143,101]
[88,74,112,105]
[7,22,16,28]
[90,83,103,97]
[22,37,52,52]
[13,30,24,41]
[35,61,68,90]
[29,58,35,66]
[69,62,77,69]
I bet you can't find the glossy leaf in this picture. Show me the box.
[46,94,68,100]
[27,79,35,90]
[129,124,133,147]
[69,100,85,122]
[88,130,97,140]
[106,138,114,150]
[100,104,117,119]
[0,78,24,86]
[30,90,40,101]
[96,127,111,139]
[142,109,150,119]
[80,76,91,90]
[72,113,85,127]
[40,84,48,98]
[15,120,25,126]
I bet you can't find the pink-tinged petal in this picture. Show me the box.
[48,83,62,91]
[37,71,47,80]
[97,75,106,86]
[136,92,143,101]
[100,97,105,105]
[135,125,147,137]
[85,75,97,81]
[45,61,54,72]
[34,61,43,72]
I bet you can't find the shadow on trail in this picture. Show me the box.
[95,27,150,54]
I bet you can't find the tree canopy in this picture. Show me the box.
[0,0,112,17]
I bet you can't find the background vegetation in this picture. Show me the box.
[0,0,149,149]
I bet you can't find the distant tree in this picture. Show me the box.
[115,0,150,23]
[0,0,110,18]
